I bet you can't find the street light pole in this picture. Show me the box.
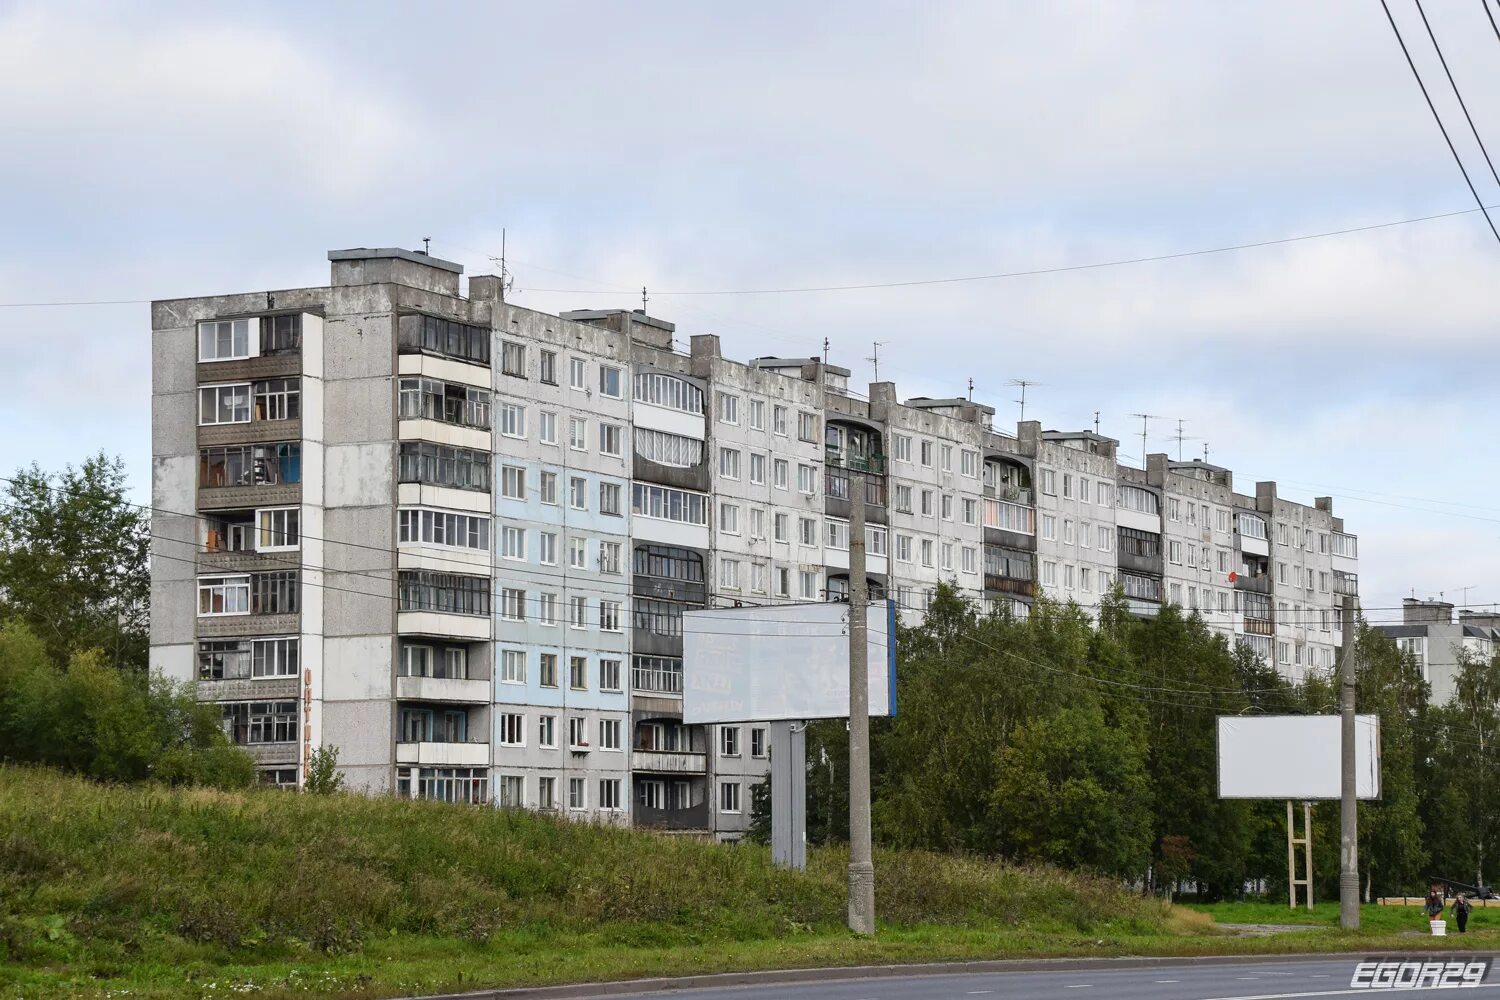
[847,466,876,934]
[1339,594,1360,930]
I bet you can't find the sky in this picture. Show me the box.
[2,0,1498,624]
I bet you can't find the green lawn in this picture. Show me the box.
[4,766,1495,1000]
[1188,899,1494,934]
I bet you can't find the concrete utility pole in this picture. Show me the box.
[847,468,876,934]
[1339,594,1360,929]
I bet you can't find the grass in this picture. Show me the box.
[2,766,1494,1000]
[1189,899,1496,934]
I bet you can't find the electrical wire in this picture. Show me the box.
[1412,0,1500,189]
[1379,0,1500,245]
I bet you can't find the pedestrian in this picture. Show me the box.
[1454,894,1472,934]
[1425,886,1445,926]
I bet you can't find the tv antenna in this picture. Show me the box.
[422,236,431,255]
[868,341,888,381]
[1169,418,1202,462]
[967,377,974,401]
[1093,411,1101,435]
[1128,413,1160,468]
[823,337,831,367]
[486,228,515,300]
[1455,585,1478,608]
[641,286,649,312]
[1007,379,1041,422]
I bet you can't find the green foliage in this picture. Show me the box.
[304,745,345,795]
[746,774,771,846]
[0,621,253,789]
[0,455,149,673]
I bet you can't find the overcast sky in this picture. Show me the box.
[3,0,1498,622]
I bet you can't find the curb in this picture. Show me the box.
[415,951,1377,999]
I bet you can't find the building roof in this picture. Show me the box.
[327,247,463,273]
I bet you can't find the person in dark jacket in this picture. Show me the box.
[1454,894,1472,933]
[1426,887,1446,923]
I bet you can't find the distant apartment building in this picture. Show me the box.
[1377,599,1500,704]
[150,246,1360,824]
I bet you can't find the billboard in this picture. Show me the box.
[1217,714,1381,800]
[681,601,896,723]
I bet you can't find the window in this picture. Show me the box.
[1079,478,1091,504]
[751,727,767,757]
[797,411,818,442]
[894,485,912,512]
[1042,561,1056,586]
[256,508,299,551]
[634,428,702,468]
[499,587,526,621]
[920,489,933,516]
[718,392,739,424]
[799,517,818,546]
[399,377,490,429]
[495,775,525,809]
[536,348,557,385]
[797,464,816,494]
[537,532,558,567]
[776,567,791,597]
[826,519,850,550]
[500,649,527,684]
[398,314,488,366]
[569,416,587,450]
[748,398,765,429]
[569,357,587,389]
[221,701,297,745]
[1096,483,1113,507]
[921,539,935,567]
[570,656,588,690]
[634,372,703,413]
[631,483,708,525]
[1098,525,1113,552]
[599,778,623,811]
[500,465,526,500]
[538,592,558,626]
[719,447,741,480]
[773,459,789,490]
[633,655,684,694]
[1064,564,1075,590]
[749,507,766,540]
[719,558,740,589]
[750,562,767,592]
[1168,497,1181,521]
[198,318,254,361]
[799,570,818,599]
[600,482,623,516]
[598,365,623,398]
[568,715,589,749]
[868,525,887,555]
[199,383,251,425]
[1040,469,1056,496]
[963,498,977,525]
[501,526,526,561]
[1079,521,1092,549]
[198,575,250,616]
[569,476,587,510]
[940,445,953,472]
[895,534,913,562]
[397,442,489,492]
[599,658,622,692]
[600,423,623,457]
[920,440,933,467]
[774,513,789,542]
[720,781,742,814]
[498,402,526,438]
[540,472,558,505]
[569,538,587,569]
[398,508,490,550]
[1186,503,1197,527]
[893,434,912,462]
[748,452,767,485]
[568,777,586,810]
[538,714,558,748]
[600,541,622,575]
[499,711,525,744]
[721,727,740,757]
[199,443,302,488]
[961,450,978,477]
[255,378,302,422]
[962,547,977,573]
[569,595,588,628]
[539,654,558,688]
[1080,567,1092,592]
[498,341,526,378]
[773,405,787,435]
[599,718,622,751]
[939,541,952,570]
[600,601,623,632]
[1041,515,1056,541]
[719,503,740,534]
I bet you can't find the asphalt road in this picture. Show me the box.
[598,957,1498,1000]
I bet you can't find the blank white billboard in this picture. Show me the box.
[1217,715,1381,800]
[681,601,896,723]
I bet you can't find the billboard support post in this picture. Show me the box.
[1339,595,1360,928]
[1288,800,1314,910]
[847,469,876,935]
[770,721,806,870]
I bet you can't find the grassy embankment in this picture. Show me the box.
[0,766,1493,1000]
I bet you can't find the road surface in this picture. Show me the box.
[595,956,1496,1000]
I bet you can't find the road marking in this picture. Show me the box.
[1195,984,1500,1000]
[966,992,994,996]
[1155,980,1180,984]
[1063,986,1092,990]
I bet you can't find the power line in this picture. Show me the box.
[1412,0,1500,188]
[1484,0,1500,64]
[1379,0,1500,245]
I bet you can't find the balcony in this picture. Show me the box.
[983,484,1035,505]
[396,740,490,767]
[825,446,886,476]
[984,575,1035,597]
[634,800,710,832]
[1124,597,1161,619]
[1242,616,1274,636]
[1117,549,1163,577]
[631,750,708,774]
[395,675,491,704]
[1334,572,1358,597]
[1233,573,1272,595]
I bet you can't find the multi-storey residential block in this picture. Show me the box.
[1378,600,1500,704]
[151,245,1360,828]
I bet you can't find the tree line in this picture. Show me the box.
[770,584,1496,901]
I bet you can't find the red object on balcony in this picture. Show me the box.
[1228,571,1238,583]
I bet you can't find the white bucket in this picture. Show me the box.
[1431,919,1447,936]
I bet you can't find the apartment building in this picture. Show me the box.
[150,245,1359,823]
[1378,599,1500,705]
